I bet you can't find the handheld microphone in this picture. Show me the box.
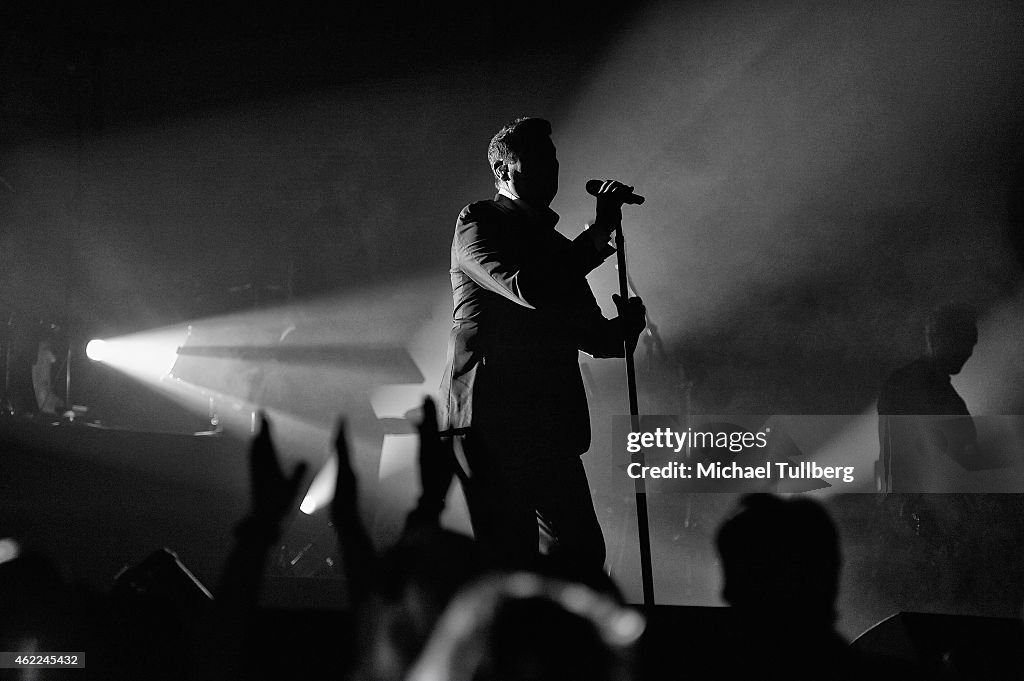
[586,180,645,205]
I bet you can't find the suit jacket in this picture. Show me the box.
[439,194,631,458]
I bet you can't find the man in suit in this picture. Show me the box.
[438,117,646,573]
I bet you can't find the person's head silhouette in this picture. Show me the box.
[924,304,978,375]
[715,494,841,628]
[488,117,559,208]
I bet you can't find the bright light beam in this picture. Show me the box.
[85,327,187,383]
[84,274,462,545]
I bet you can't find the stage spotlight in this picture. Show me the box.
[84,331,184,381]
[0,538,21,566]
[86,339,108,361]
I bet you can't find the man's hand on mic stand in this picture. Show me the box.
[590,179,636,249]
[613,293,647,350]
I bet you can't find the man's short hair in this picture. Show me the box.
[715,494,841,623]
[487,117,552,186]
[925,303,978,343]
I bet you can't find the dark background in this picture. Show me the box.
[3,0,1023,415]
[3,0,1024,634]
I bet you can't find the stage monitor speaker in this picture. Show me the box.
[852,611,1024,680]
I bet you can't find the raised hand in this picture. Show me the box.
[329,419,360,525]
[412,396,455,523]
[249,413,308,525]
[328,417,374,595]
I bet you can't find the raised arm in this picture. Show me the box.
[221,414,308,605]
[329,420,376,602]
[453,203,614,310]
[402,396,456,534]
[196,414,308,681]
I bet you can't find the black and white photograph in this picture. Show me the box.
[2,1,1024,678]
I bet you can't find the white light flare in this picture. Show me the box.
[0,538,22,566]
[299,455,336,516]
[85,327,188,383]
[85,339,108,362]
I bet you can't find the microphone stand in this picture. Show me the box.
[615,222,655,608]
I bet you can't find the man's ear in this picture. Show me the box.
[493,160,510,183]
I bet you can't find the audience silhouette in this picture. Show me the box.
[7,397,1023,680]
[715,494,926,680]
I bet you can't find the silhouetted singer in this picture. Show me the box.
[438,117,646,572]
